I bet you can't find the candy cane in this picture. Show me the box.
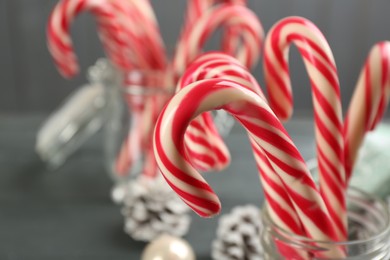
[178,52,259,171]
[173,4,263,77]
[263,16,346,240]
[47,0,166,77]
[180,52,312,258]
[344,41,390,181]
[154,78,345,258]
[124,0,167,70]
[181,0,214,39]
[220,0,247,56]
[103,1,155,69]
[47,0,139,77]
[182,0,247,59]
[99,0,167,70]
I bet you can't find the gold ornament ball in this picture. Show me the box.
[141,234,196,260]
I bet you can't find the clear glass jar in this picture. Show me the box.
[261,187,390,259]
[35,59,117,169]
[104,69,174,182]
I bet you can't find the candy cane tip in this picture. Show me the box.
[274,109,292,122]
[197,209,220,218]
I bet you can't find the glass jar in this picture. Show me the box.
[261,187,390,259]
[35,59,117,169]
[104,69,174,182]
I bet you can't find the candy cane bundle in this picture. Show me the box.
[112,2,263,178]
[344,41,390,181]
[263,16,346,240]
[170,3,263,170]
[219,0,247,57]
[154,78,345,257]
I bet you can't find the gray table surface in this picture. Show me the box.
[0,114,316,260]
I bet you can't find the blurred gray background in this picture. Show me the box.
[1,0,390,114]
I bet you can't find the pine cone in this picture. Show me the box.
[212,205,263,260]
[120,176,191,242]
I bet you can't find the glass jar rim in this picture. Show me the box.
[261,186,390,246]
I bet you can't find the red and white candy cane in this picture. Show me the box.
[173,4,263,77]
[263,16,346,240]
[344,41,390,181]
[103,0,157,70]
[48,0,166,77]
[181,0,214,39]
[47,0,137,77]
[124,0,167,70]
[181,0,247,58]
[154,79,345,258]
[178,52,260,171]
[219,0,247,57]
[180,53,311,258]
[96,0,167,70]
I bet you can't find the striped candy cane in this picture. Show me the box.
[154,78,344,257]
[173,4,263,77]
[181,0,214,38]
[178,52,260,171]
[47,0,139,77]
[101,1,154,69]
[124,0,167,70]
[181,0,247,59]
[263,16,346,240]
[220,0,247,56]
[344,41,390,181]
[180,52,311,258]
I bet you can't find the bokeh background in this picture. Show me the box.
[1,0,390,114]
[1,1,390,259]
